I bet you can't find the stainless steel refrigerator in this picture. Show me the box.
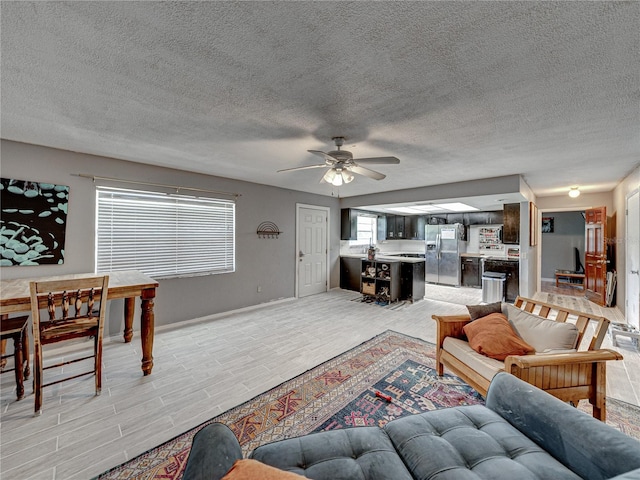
[425,224,466,286]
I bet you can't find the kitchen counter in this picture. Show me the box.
[341,254,425,263]
[460,253,519,262]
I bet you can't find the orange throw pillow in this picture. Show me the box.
[222,459,306,480]
[463,312,535,361]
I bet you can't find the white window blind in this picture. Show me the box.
[96,187,235,278]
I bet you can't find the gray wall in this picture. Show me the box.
[540,211,585,279]
[0,140,340,337]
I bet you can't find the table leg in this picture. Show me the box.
[14,332,25,400]
[123,297,135,343]
[22,326,30,379]
[140,288,156,376]
[0,338,6,371]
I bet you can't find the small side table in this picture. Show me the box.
[610,323,640,351]
[0,316,30,400]
[555,270,585,289]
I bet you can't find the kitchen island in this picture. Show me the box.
[340,254,425,302]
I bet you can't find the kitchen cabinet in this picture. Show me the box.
[483,258,519,302]
[461,256,481,288]
[340,257,362,291]
[502,203,520,244]
[401,261,425,301]
[361,259,400,302]
[385,214,407,239]
[404,215,426,240]
[341,208,358,240]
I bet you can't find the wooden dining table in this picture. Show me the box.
[0,270,159,375]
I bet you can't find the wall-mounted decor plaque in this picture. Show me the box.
[0,178,69,266]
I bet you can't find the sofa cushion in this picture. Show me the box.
[466,302,502,321]
[222,459,305,479]
[463,313,535,360]
[384,405,583,480]
[504,304,579,352]
[250,427,414,480]
[442,337,504,382]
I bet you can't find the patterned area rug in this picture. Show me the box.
[96,330,640,480]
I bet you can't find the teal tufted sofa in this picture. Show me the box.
[183,372,640,480]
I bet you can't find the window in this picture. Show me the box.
[353,215,377,246]
[96,187,235,278]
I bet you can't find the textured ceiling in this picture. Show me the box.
[1,2,638,199]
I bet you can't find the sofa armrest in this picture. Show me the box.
[486,373,640,480]
[504,349,623,369]
[431,314,471,345]
[182,423,242,480]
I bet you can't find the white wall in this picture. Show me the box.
[613,164,640,314]
[0,140,341,336]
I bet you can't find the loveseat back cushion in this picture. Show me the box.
[486,372,640,480]
[384,405,582,480]
[250,427,414,480]
[505,304,579,353]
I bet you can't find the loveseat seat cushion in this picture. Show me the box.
[442,337,504,381]
[250,427,414,480]
[384,405,582,480]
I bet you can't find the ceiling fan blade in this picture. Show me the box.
[277,164,327,173]
[353,156,400,165]
[348,164,386,180]
[308,150,338,164]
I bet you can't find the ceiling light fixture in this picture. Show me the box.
[324,168,354,186]
[568,187,580,198]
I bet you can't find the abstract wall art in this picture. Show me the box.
[0,178,69,266]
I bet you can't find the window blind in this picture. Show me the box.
[96,187,235,278]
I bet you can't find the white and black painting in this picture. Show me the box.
[0,178,69,266]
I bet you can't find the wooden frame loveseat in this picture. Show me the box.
[432,296,623,421]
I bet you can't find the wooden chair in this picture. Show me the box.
[29,275,109,415]
[0,315,30,400]
[432,296,623,421]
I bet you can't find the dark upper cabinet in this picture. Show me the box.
[503,203,520,244]
[341,208,358,240]
[385,214,397,239]
[488,210,504,225]
[446,213,465,225]
[380,215,425,240]
[407,215,426,240]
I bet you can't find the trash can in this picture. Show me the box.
[482,272,506,303]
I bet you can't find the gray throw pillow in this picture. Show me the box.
[467,302,503,321]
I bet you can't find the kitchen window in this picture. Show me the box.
[96,186,235,278]
[353,215,377,246]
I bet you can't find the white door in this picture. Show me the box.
[297,205,328,297]
[627,190,639,329]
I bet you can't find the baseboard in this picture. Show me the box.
[149,296,297,336]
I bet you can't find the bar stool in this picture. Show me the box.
[0,315,30,400]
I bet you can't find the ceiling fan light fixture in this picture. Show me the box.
[568,186,580,198]
[342,170,354,184]
[323,168,337,184]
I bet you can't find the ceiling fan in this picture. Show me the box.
[278,137,400,186]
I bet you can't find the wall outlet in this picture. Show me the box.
[257,286,262,293]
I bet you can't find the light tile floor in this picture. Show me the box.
[0,286,637,479]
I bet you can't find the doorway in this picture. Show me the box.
[539,210,586,296]
[296,204,329,298]
[627,190,639,329]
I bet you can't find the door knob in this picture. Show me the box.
[632,270,639,275]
